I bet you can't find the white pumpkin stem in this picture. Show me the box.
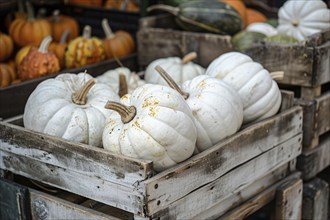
[105,101,136,123]
[155,65,190,99]
[118,74,128,97]
[82,25,92,39]
[26,1,35,21]
[270,71,284,81]
[72,79,96,105]
[181,52,197,64]
[38,36,52,53]
[102,19,115,39]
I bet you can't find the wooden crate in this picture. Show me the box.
[0,54,138,120]
[0,90,303,219]
[302,177,329,220]
[137,14,234,68]
[245,30,330,150]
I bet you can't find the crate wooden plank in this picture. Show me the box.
[274,179,303,220]
[297,91,330,149]
[137,15,233,68]
[144,106,303,215]
[193,162,297,219]
[0,54,138,119]
[302,178,329,220]
[218,173,301,220]
[149,133,302,219]
[29,189,117,220]
[245,30,330,87]
[297,133,330,180]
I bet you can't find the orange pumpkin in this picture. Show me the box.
[49,31,69,68]
[222,0,247,28]
[67,0,103,7]
[9,2,52,47]
[102,19,135,60]
[246,8,268,26]
[104,0,140,12]
[4,0,28,30]
[48,10,79,43]
[64,25,106,69]
[0,33,14,62]
[0,63,17,88]
[18,36,60,81]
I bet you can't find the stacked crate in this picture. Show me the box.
[245,29,330,220]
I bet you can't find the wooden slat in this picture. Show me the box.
[218,173,301,220]
[279,90,295,112]
[314,41,330,86]
[302,178,329,220]
[137,26,233,68]
[145,107,303,215]
[193,162,296,220]
[297,133,330,180]
[315,91,330,136]
[29,189,118,220]
[274,179,303,220]
[0,150,145,215]
[0,122,153,186]
[150,134,302,219]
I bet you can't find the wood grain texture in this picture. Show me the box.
[194,162,296,220]
[145,107,303,215]
[137,14,233,68]
[245,30,330,87]
[302,178,329,220]
[30,189,118,220]
[150,134,302,219]
[297,133,330,180]
[218,173,301,220]
[274,179,303,220]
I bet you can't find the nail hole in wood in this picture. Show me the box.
[157,200,161,206]
[154,184,158,189]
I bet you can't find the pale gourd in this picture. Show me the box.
[23,72,120,147]
[144,52,205,86]
[246,22,278,37]
[155,65,243,152]
[102,83,197,172]
[96,67,145,94]
[205,52,282,124]
[277,0,330,41]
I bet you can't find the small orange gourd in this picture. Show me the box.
[49,31,69,69]
[64,25,106,69]
[18,36,60,81]
[0,63,17,88]
[102,19,135,60]
[9,2,52,47]
[0,33,14,62]
[48,10,79,43]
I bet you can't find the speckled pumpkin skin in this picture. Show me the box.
[64,37,106,69]
[18,47,60,81]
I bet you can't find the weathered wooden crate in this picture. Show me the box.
[0,54,137,120]
[244,30,330,150]
[137,14,234,68]
[0,90,303,219]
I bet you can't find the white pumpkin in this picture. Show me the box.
[144,52,205,86]
[102,83,197,172]
[23,72,120,147]
[246,22,278,37]
[277,0,330,41]
[182,75,243,152]
[96,67,145,94]
[205,52,282,124]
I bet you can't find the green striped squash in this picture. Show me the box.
[148,0,243,35]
